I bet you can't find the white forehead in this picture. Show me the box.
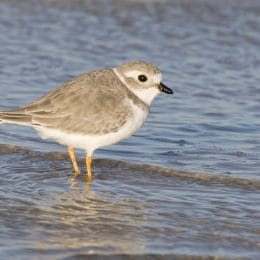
[124,70,162,83]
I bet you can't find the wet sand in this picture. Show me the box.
[1,144,259,259]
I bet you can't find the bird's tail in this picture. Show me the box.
[0,110,33,126]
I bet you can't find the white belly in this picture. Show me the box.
[35,104,148,155]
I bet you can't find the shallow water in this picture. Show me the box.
[0,0,260,258]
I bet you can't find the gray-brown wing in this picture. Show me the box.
[8,69,133,135]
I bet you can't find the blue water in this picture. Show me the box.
[0,0,259,258]
[1,0,260,180]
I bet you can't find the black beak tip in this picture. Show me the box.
[160,82,174,95]
[167,88,174,95]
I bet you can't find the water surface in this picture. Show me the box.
[0,0,259,258]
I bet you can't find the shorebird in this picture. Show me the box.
[0,60,173,179]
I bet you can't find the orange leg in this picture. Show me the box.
[86,155,92,179]
[68,146,81,176]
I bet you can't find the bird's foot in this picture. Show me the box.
[73,170,81,177]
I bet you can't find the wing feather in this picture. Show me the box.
[20,69,133,134]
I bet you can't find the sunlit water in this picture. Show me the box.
[0,0,259,258]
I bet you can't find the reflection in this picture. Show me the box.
[69,175,82,192]
[69,175,93,192]
[85,176,93,192]
[30,177,147,254]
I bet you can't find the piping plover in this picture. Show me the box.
[0,60,173,178]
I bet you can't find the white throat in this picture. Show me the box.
[113,68,160,106]
[129,87,160,106]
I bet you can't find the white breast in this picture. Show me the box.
[35,101,148,156]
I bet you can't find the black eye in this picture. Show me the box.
[138,74,147,82]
